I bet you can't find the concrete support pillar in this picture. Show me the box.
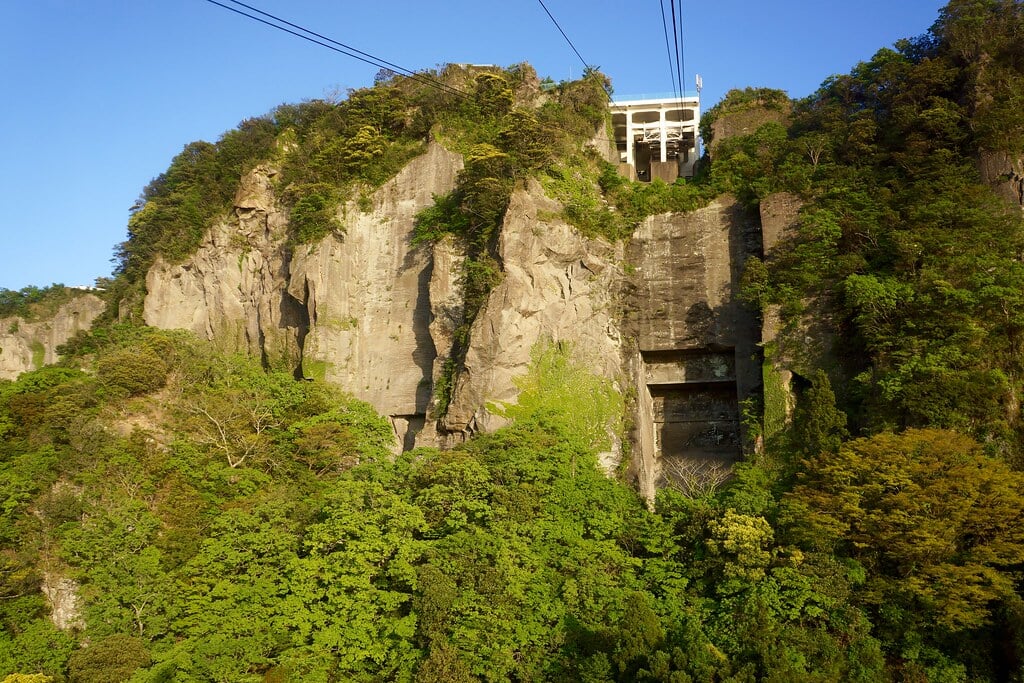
[625,110,635,166]
[659,107,668,163]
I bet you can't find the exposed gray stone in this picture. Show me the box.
[42,571,84,632]
[143,164,303,370]
[441,178,627,463]
[0,293,105,380]
[142,144,765,500]
[289,142,463,422]
[624,196,761,497]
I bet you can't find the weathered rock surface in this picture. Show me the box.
[141,142,764,498]
[624,196,761,498]
[144,143,463,448]
[415,234,466,449]
[42,571,84,631]
[758,193,803,439]
[708,106,790,157]
[625,196,756,351]
[289,143,463,426]
[144,164,305,370]
[760,192,838,375]
[440,179,627,453]
[0,293,105,380]
[978,149,1024,208]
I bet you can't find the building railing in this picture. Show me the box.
[611,91,699,104]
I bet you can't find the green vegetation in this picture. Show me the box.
[0,286,84,322]
[5,332,983,682]
[412,67,622,413]
[540,154,712,240]
[710,1,1024,460]
[5,2,1024,679]
[413,67,717,418]
[117,118,278,281]
[698,87,791,148]
[688,2,1024,677]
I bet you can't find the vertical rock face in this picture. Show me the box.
[143,143,464,447]
[289,143,464,442]
[0,293,106,380]
[707,106,790,157]
[415,234,465,449]
[759,192,803,440]
[759,191,838,430]
[624,196,761,498]
[978,149,1024,208]
[439,179,626,457]
[626,197,753,350]
[143,164,305,370]
[141,142,764,497]
[42,571,84,631]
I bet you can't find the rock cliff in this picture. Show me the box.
[144,142,465,448]
[0,293,106,380]
[624,196,760,498]
[439,179,626,450]
[140,141,761,496]
[978,149,1024,208]
[288,142,463,439]
[143,163,305,369]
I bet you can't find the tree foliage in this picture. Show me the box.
[785,429,1024,650]
[710,0,1024,462]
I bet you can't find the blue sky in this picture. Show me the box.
[1,0,946,290]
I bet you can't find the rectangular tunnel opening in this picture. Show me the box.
[640,349,742,488]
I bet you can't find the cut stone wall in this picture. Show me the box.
[624,195,761,496]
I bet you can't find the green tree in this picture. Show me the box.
[67,634,150,683]
[284,479,426,680]
[791,370,848,456]
[785,429,1024,636]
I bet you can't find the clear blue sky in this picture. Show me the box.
[0,0,946,290]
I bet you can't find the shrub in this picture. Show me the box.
[96,348,169,396]
[67,634,151,683]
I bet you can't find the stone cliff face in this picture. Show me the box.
[142,142,761,497]
[144,142,464,447]
[0,293,105,380]
[978,149,1024,208]
[623,196,761,499]
[438,179,627,461]
[143,163,305,370]
[288,143,464,446]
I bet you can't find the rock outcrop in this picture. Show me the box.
[42,571,84,631]
[439,179,626,456]
[758,192,844,440]
[708,106,790,157]
[143,164,304,370]
[289,143,463,439]
[142,141,763,497]
[623,196,761,498]
[144,142,464,448]
[978,149,1024,208]
[0,293,105,380]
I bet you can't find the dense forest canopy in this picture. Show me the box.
[3,1,1024,681]
[717,0,1024,462]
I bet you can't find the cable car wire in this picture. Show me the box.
[670,0,685,102]
[535,0,610,100]
[659,0,681,103]
[535,0,589,73]
[676,0,687,100]
[204,0,470,100]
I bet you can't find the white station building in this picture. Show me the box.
[610,94,700,182]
